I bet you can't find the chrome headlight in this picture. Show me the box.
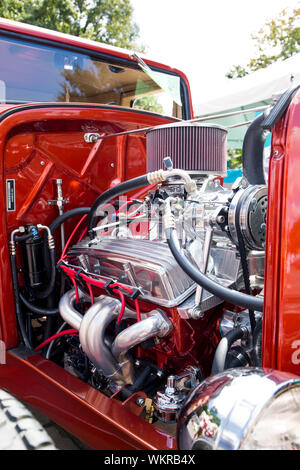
[177,368,300,450]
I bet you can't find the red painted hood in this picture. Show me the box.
[0,101,178,130]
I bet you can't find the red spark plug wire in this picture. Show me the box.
[34,329,79,352]
[59,264,141,323]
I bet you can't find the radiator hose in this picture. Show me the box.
[243,85,300,185]
[211,327,245,375]
[87,175,149,233]
[166,227,264,312]
[242,113,268,185]
[49,207,91,234]
[19,292,59,316]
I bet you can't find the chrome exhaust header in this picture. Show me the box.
[59,290,172,389]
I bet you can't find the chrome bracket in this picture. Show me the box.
[191,223,214,319]
[84,133,101,143]
[48,179,68,249]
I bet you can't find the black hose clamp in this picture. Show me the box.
[56,259,66,271]
[103,280,115,296]
[75,268,85,281]
[116,285,141,300]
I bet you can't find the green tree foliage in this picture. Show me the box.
[133,96,164,114]
[226,5,300,79]
[227,148,242,169]
[0,0,142,49]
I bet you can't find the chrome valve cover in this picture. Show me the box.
[67,238,196,307]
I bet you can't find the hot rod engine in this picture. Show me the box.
[33,122,265,424]
[60,176,266,417]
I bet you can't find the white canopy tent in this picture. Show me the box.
[195,53,300,116]
[193,53,300,182]
[195,53,300,149]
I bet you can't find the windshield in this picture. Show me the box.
[0,34,185,118]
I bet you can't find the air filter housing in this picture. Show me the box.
[146,122,227,176]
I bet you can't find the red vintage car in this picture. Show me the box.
[0,18,299,451]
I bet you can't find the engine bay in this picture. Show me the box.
[7,114,267,431]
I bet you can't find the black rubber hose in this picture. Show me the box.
[225,346,250,369]
[253,317,263,367]
[14,232,36,243]
[41,298,58,356]
[40,207,91,297]
[242,112,268,185]
[87,175,149,233]
[262,85,300,131]
[121,365,152,400]
[49,207,91,234]
[28,207,91,343]
[130,365,152,393]
[10,209,92,347]
[166,227,264,312]
[34,247,56,299]
[10,253,32,349]
[19,292,59,316]
[26,313,33,346]
[211,327,245,375]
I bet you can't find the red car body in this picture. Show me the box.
[0,18,299,450]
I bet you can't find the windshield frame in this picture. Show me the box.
[0,28,192,120]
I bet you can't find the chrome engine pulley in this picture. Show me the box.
[227,181,268,251]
